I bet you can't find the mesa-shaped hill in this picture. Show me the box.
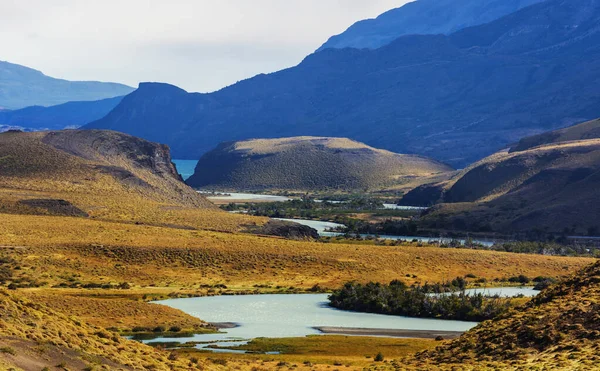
[86,0,600,167]
[0,130,258,232]
[186,137,453,191]
[412,260,600,369]
[318,0,544,51]
[404,134,600,234]
[0,61,133,110]
[0,96,124,131]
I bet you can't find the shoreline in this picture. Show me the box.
[313,326,464,339]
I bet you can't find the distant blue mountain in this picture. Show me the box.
[0,61,133,110]
[318,0,546,51]
[86,0,600,167]
[0,96,124,131]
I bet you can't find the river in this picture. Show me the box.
[276,218,497,247]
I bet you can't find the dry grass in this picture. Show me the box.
[0,130,264,232]
[0,213,593,291]
[20,291,213,334]
[0,289,214,370]
[180,335,438,369]
[401,261,600,370]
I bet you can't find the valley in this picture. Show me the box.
[3,0,600,369]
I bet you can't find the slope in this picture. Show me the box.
[186,136,452,191]
[511,117,600,152]
[412,260,600,370]
[0,96,123,131]
[412,138,600,234]
[0,130,257,232]
[318,0,545,51]
[0,289,212,370]
[86,0,600,167]
[0,60,133,109]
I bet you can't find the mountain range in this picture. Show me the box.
[186,136,452,191]
[0,60,133,110]
[318,0,545,51]
[0,96,123,132]
[85,0,600,167]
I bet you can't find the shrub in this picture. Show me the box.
[375,352,385,362]
[0,346,16,355]
[152,326,166,333]
[168,326,182,333]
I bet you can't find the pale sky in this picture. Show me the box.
[1,0,409,92]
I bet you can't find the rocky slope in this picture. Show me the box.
[0,60,133,110]
[186,137,452,191]
[318,0,545,51]
[85,0,600,167]
[0,130,218,226]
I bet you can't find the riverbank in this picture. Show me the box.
[314,326,464,339]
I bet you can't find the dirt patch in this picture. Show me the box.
[248,220,319,240]
[18,199,88,217]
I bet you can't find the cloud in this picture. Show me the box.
[0,0,408,92]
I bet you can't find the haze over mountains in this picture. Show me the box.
[86,0,600,167]
[0,60,133,110]
[0,96,123,132]
[318,0,545,51]
[186,137,452,191]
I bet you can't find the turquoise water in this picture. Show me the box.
[172,159,198,180]
[147,294,478,351]
[147,290,536,352]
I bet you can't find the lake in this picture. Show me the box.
[146,290,537,352]
[172,159,198,181]
[146,294,479,351]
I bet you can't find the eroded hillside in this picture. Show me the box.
[0,130,261,231]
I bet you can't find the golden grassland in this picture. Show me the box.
[1,130,599,370]
[0,213,594,290]
[19,291,214,334]
[179,335,438,369]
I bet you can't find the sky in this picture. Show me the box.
[1,0,409,92]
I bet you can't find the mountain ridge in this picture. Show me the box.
[0,60,134,109]
[85,0,600,167]
[318,0,546,51]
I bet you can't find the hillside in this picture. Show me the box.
[85,0,600,167]
[405,137,600,234]
[318,0,544,51]
[0,289,205,370]
[411,260,600,369]
[186,137,452,191]
[511,117,600,152]
[0,60,133,110]
[0,96,123,131]
[0,130,258,232]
